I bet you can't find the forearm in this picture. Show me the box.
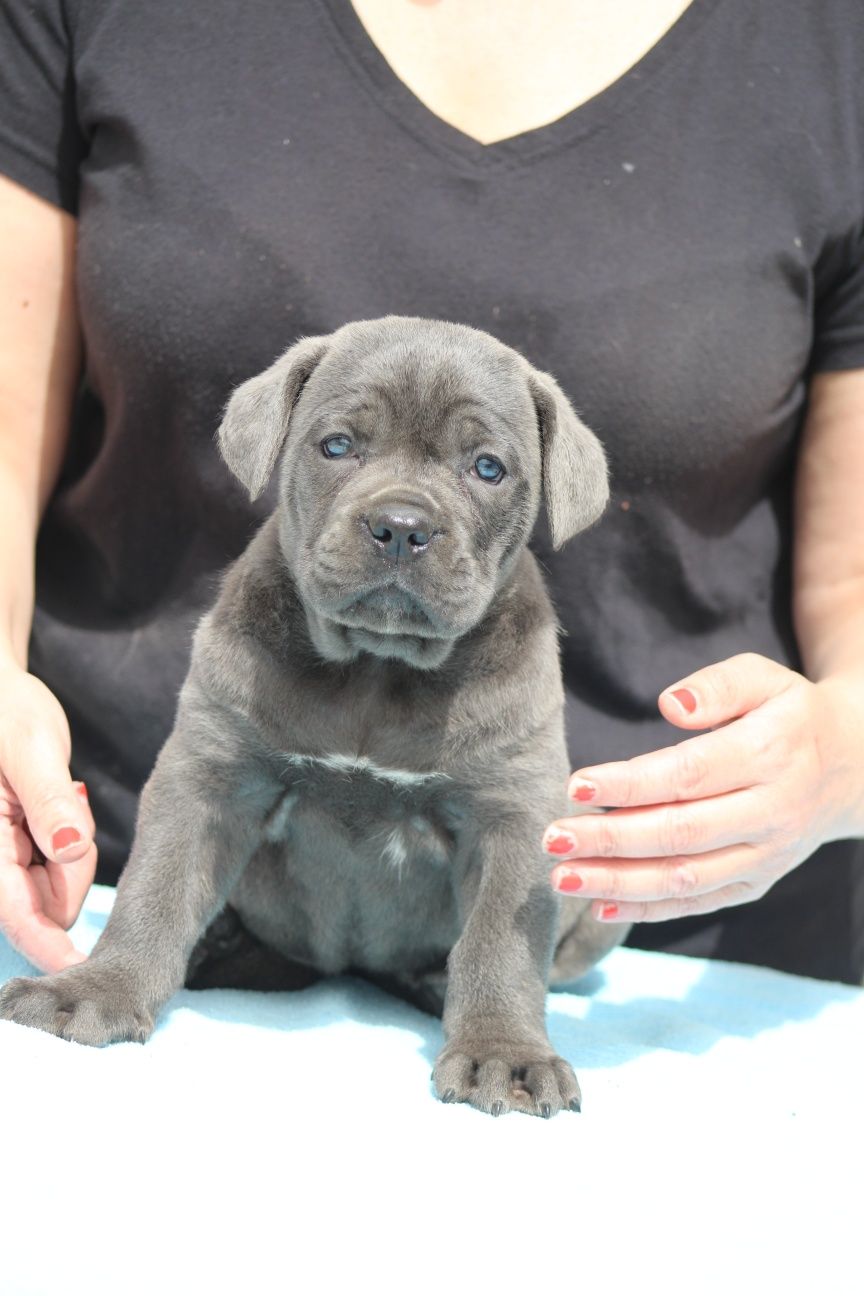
[0,445,39,670]
[793,369,864,685]
[0,175,82,671]
[792,368,864,682]
[794,579,864,685]
[792,578,864,840]
[792,368,864,835]
[0,387,79,671]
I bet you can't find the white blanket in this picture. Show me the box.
[1,884,861,1295]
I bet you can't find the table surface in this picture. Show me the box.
[1,883,861,1296]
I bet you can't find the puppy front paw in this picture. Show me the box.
[433,1036,581,1117]
[0,964,155,1046]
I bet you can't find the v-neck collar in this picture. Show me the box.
[315,0,725,174]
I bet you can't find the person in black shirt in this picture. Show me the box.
[0,0,862,983]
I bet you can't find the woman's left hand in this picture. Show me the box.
[544,652,864,923]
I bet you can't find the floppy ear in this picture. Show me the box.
[528,368,609,548]
[217,334,331,500]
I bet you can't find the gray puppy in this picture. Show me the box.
[0,316,627,1117]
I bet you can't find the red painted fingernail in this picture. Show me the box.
[670,688,697,714]
[545,832,576,855]
[569,779,597,803]
[52,826,82,853]
[598,903,620,921]
[555,873,584,893]
[75,783,89,801]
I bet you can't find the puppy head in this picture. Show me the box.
[218,316,608,669]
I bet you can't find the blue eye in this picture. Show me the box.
[473,455,505,483]
[321,434,353,459]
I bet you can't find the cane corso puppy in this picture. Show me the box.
[0,316,627,1116]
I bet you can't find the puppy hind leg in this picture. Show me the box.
[549,896,631,986]
[185,906,322,992]
[361,966,448,1018]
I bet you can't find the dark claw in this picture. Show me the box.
[569,1097,582,1113]
[441,1088,457,1103]
[491,1101,503,1117]
[540,1102,551,1119]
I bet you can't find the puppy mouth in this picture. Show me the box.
[329,584,444,638]
[304,529,485,641]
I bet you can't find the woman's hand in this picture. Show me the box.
[544,653,864,924]
[0,665,97,970]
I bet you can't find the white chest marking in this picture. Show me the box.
[281,752,450,787]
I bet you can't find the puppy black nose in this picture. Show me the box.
[366,503,433,558]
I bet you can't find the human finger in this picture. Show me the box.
[548,841,766,906]
[566,721,768,809]
[655,652,799,733]
[567,655,802,809]
[543,788,767,861]
[1,728,95,868]
[0,852,92,971]
[27,838,99,935]
[582,875,769,925]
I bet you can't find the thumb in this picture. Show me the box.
[3,729,95,865]
[658,652,796,731]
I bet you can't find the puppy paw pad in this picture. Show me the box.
[0,970,153,1047]
[433,1040,581,1118]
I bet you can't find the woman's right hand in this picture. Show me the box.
[0,664,97,972]
[0,174,91,971]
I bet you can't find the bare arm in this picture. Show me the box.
[0,173,82,667]
[0,173,96,970]
[793,368,864,683]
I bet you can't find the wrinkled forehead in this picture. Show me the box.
[303,320,537,445]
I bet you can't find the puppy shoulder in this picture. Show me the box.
[184,519,309,709]
[202,519,303,644]
[480,549,562,660]
[447,550,563,714]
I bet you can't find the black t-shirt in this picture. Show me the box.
[1,0,863,981]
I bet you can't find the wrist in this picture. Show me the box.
[0,644,26,676]
[813,673,864,840]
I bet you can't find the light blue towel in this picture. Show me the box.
[1,883,861,1296]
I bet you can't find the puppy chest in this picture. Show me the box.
[235,754,464,973]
